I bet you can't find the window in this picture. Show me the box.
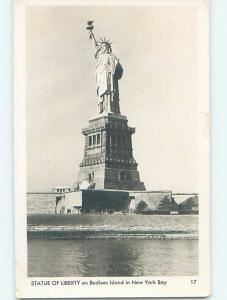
[88,173,94,181]
[120,171,126,180]
[122,136,126,146]
[118,135,121,146]
[93,135,96,145]
[97,134,100,144]
[108,135,111,147]
[89,136,92,146]
[128,136,131,147]
[112,135,115,146]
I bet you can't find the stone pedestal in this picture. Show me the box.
[76,113,145,191]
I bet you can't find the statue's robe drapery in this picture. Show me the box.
[95,50,123,113]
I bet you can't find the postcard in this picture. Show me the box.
[14,0,210,298]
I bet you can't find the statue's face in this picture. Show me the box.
[101,43,111,54]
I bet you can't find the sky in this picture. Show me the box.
[26,5,198,193]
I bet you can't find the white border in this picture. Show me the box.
[14,0,210,298]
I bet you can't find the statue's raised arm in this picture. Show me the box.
[86,20,123,115]
[86,20,98,54]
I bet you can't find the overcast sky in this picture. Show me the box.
[26,5,198,193]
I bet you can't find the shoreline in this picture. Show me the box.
[27,214,198,240]
[27,225,198,240]
[28,232,198,240]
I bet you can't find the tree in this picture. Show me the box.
[158,196,171,211]
[135,200,147,213]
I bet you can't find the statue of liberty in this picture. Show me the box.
[86,21,123,114]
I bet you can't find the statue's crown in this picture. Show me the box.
[98,37,112,47]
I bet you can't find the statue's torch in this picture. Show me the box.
[86,20,94,39]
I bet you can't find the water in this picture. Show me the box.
[28,239,198,277]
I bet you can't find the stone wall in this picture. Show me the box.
[129,190,172,211]
[27,190,174,214]
[27,193,57,214]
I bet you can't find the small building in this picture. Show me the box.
[55,191,82,214]
[56,189,131,214]
[52,186,71,193]
[177,195,199,214]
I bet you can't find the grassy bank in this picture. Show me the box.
[28,213,198,227]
